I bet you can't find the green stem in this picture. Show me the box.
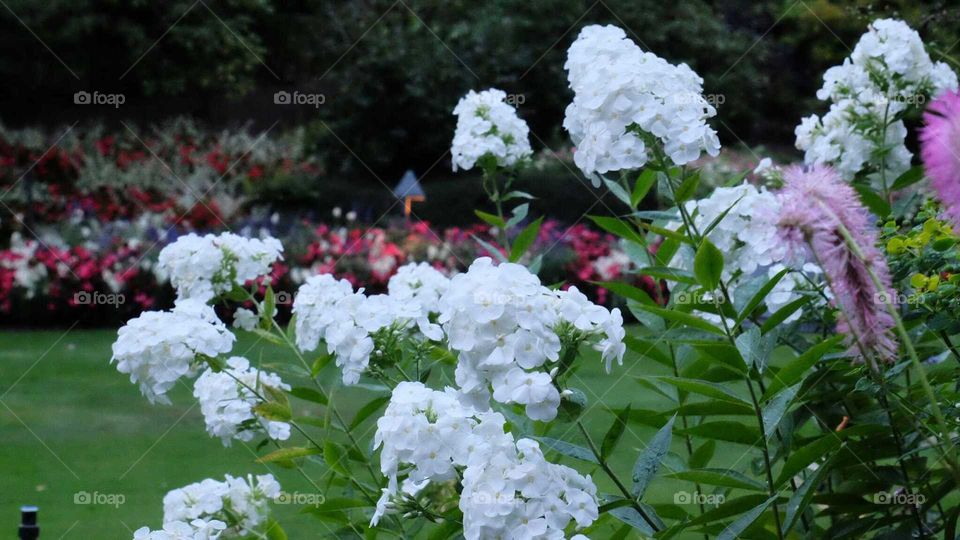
[575,420,660,532]
[829,211,960,484]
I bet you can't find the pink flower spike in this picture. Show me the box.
[920,90,960,228]
[777,165,898,363]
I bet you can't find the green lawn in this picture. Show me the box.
[0,327,738,538]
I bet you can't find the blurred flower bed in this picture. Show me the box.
[0,210,660,327]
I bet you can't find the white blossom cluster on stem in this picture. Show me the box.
[439,257,625,421]
[669,183,818,323]
[795,18,958,180]
[563,24,720,182]
[193,356,292,446]
[293,264,448,385]
[370,382,598,539]
[112,299,235,404]
[158,232,283,302]
[134,474,281,539]
[451,88,532,172]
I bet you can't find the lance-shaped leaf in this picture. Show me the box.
[717,494,779,540]
[632,415,676,499]
[761,383,800,440]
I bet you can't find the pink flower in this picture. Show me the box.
[920,90,960,227]
[777,165,898,363]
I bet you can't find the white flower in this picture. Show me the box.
[439,258,624,421]
[388,262,450,339]
[161,474,279,537]
[796,18,958,180]
[232,308,258,331]
[293,273,439,385]
[112,299,235,404]
[159,232,283,302]
[563,24,720,182]
[193,357,291,446]
[452,88,532,171]
[460,437,598,540]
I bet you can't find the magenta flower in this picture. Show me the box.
[920,90,960,227]
[777,165,898,363]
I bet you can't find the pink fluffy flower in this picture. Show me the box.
[777,165,898,363]
[920,90,960,227]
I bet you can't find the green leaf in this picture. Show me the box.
[783,451,840,533]
[601,406,631,460]
[261,287,276,330]
[680,421,761,446]
[774,434,841,488]
[510,216,543,262]
[624,337,673,368]
[253,401,292,422]
[588,215,646,245]
[717,494,778,540]
[323,441,349,475]
[675,400,754,417]
[610,506,656,535]
[647,376,751,407]
[761,383,800,440]
[853,184,891,217]
[690,440,716,469]
[631,304,725,336]
[890,165,924,191]
[257,446,321,464]
[502,190,535,201]
[289,387,328,405]
[311,354,333,377]
[251,328,285,346]
[265,517,288,540]
[475,210,505,228]
[735,267,790,324]
[684,494,771,526]
[349,396,390,430]
[734,326,775,372]
[300,498,369,514]
[632,169,658,207]
[760,296,812,333]
[665,469,766,491]
[604,177,633,207]
[537,437,598,464]
[595,281,656,305]
[471,234,508,262]
[674,172,701,203]
[693,239,724,290]
[636,266,697,284]
[506,203,530,229]
[762,336,841,400]
[632,415,676,499]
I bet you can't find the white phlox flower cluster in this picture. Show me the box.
[158,232,283,302]
[669,184,816,324]
[112,299,235,404]
[438,257,625,421]
[135,474,281,539]
[293,264,447,385]
[459,437,598,540]
[563,24,720,183]
[370,382,598,539]
[386,261,449,340]
[451,88,532,172]
[193,356,291,446]
[795,18,958,180]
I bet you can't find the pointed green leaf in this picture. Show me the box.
[693,239,724,290]
[601,406,631,460]
[510,216,543,262]
[632,415,676,499]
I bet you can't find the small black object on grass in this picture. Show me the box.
[19,506,39,540]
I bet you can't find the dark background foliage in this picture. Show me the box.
[1,0,958,189]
